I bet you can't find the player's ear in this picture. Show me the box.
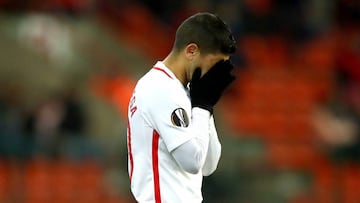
[184,43,199,61]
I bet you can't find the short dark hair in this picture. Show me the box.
[173,12,236,55]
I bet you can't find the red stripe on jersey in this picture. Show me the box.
[127,120,134,183]
[152,130,161,203]
[153,67,173,79]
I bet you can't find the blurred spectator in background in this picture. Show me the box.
[60,88,86,137]
[24,88,87,158]
[0,83,27,158]
[25,94,66,158]
[312,0,360,162]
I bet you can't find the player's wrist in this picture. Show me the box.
[191,98,214,114]
[192,106,212,116]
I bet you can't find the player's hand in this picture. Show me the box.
[190,60,236,113]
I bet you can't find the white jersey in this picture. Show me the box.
[127,61,220,203]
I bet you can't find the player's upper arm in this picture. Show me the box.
[142,79,193,152]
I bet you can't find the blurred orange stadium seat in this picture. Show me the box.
[302,38,335,70]
[113,3,172,59]
[24,159,53,202]
[259,111,288,140]
[22,158,114,203]
[311,159,338,203]
[51,160,78,201]
[0,160,10,202]
[339,164,360,203]
[266,141,323,170]
[77,160,104,200]
[287,112,315,142]
[240,36,269,67]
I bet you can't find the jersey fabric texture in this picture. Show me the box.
[127,61,214,203]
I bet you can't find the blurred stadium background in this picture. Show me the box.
[0,0,359,203]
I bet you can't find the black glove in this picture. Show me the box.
[190,60,236,113]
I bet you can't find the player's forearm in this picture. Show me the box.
[191,107,211,163]
[171,107,210,174]
[202,116,221,176]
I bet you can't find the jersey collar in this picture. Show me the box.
[153,61,187,89]
[153,61,176,80]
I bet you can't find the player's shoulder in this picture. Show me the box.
[136,64,181,94]
[136,69,172,92]
[134,66,188,105]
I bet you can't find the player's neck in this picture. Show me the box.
[163,52,188,87]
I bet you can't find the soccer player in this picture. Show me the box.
[127,12,236,202]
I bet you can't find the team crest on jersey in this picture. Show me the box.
[171,108,189,127]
